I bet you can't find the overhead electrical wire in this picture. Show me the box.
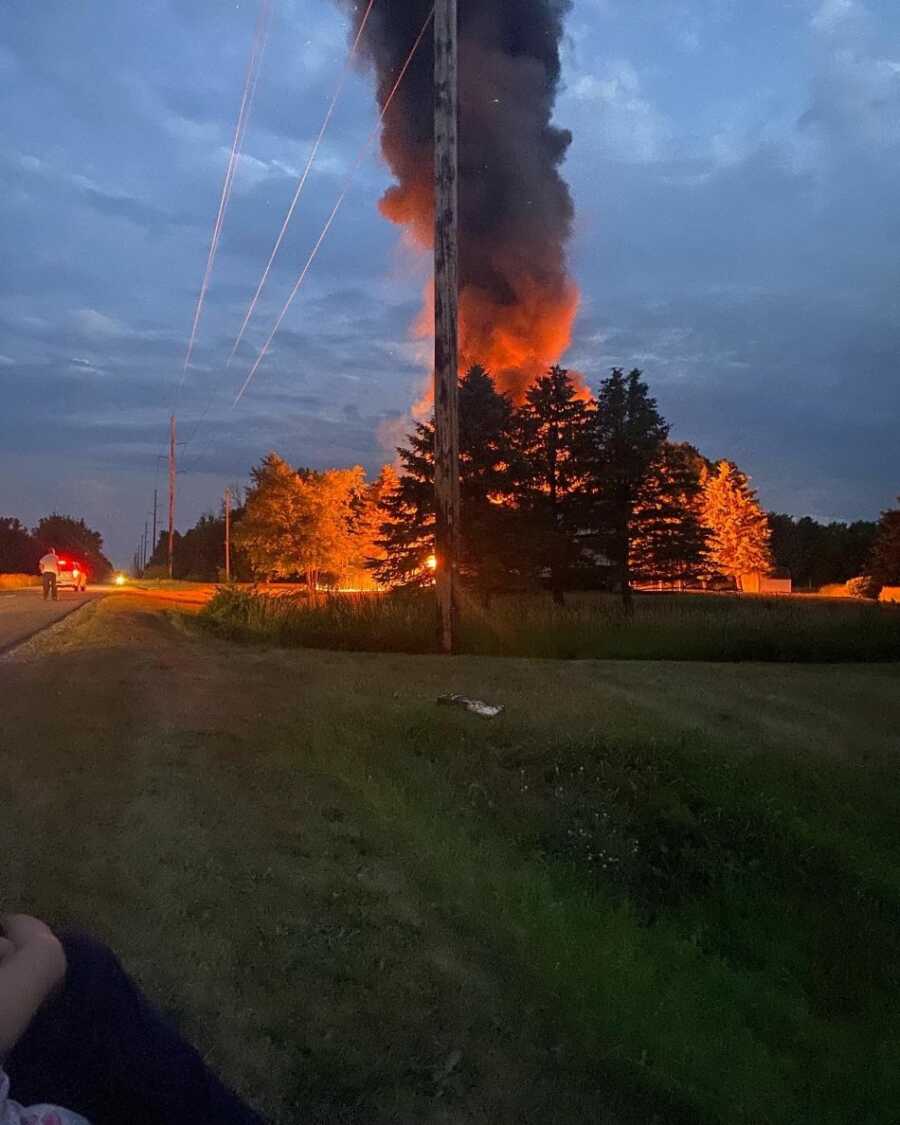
[227,0,378,367]
[231,5,436,409]
[176,0,272,399]
[178,0,383,464]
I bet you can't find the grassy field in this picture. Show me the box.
[2,594,898,1122]
[202,586,900,662]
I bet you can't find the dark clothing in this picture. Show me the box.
[7,933,265,1125]
[41,573,57,600]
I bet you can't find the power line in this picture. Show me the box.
[232,6,436,408]
[178,0,381,466]
[227,0,378,367]
[177,0,272,399]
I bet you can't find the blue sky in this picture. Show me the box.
[1,0,898,565]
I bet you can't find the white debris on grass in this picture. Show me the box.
[437,693,504,718]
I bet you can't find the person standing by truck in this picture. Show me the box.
[38,548,59,601]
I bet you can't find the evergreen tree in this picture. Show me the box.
[374,420,435,590]
[630,442,708,587]
[868,498,900,592]
[589,368,669,611]
[376,366,518,596]
[512,365,592,604]
[458,365,519,600]
[701,461,773,587]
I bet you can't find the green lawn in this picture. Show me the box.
[1,595,898,1123]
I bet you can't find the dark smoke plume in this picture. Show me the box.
[339,0,577,399]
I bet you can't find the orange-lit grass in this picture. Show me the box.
[0,573,40,590]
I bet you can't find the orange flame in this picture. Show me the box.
[383,178,581,405]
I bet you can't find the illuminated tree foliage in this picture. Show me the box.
[313,466,369,588]
[868,497,900,592]
[701,461,773,587]
[512,365,592,604]
[349,465,399,590]
[588,368,669,611]
[629,442,709,587]
[234,453,366,589]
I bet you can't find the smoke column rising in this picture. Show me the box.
[339,0,577,400]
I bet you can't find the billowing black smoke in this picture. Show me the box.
[339,0,578,398]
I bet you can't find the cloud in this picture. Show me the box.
[71,309,127,340]
[567,60,671,163]
[811,0,862,34]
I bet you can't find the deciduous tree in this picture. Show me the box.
[233,453,318,585]
[33,514,112,580]
[0,517,41,574]
[868,497,900,593]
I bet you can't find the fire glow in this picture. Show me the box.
[343,0,578,402]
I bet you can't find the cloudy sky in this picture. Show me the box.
[1,0,898,565]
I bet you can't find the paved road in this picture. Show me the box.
[0,586,103,653]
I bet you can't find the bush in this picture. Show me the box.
[846,575,877,599]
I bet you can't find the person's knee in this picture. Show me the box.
[59,931,129,998]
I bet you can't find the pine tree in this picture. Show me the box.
[512,365,592,605]
[589,368,669,611]
[376,367,518,596]
[701,461,773,587]
[457,365,519,601]
[868,497,900,592]
[630,442,708,587]
[374,419,436,590]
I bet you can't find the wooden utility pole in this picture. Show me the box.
[167,414,176,579]
[224,487,232,583]
[151,488,158,562]
[433,0,460,654]
[142,520,149,571]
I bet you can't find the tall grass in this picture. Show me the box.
[0,573,40,590]
[201,586,900,662]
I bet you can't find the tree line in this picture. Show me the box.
[159,364,900,600]
[0,514,113,580]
